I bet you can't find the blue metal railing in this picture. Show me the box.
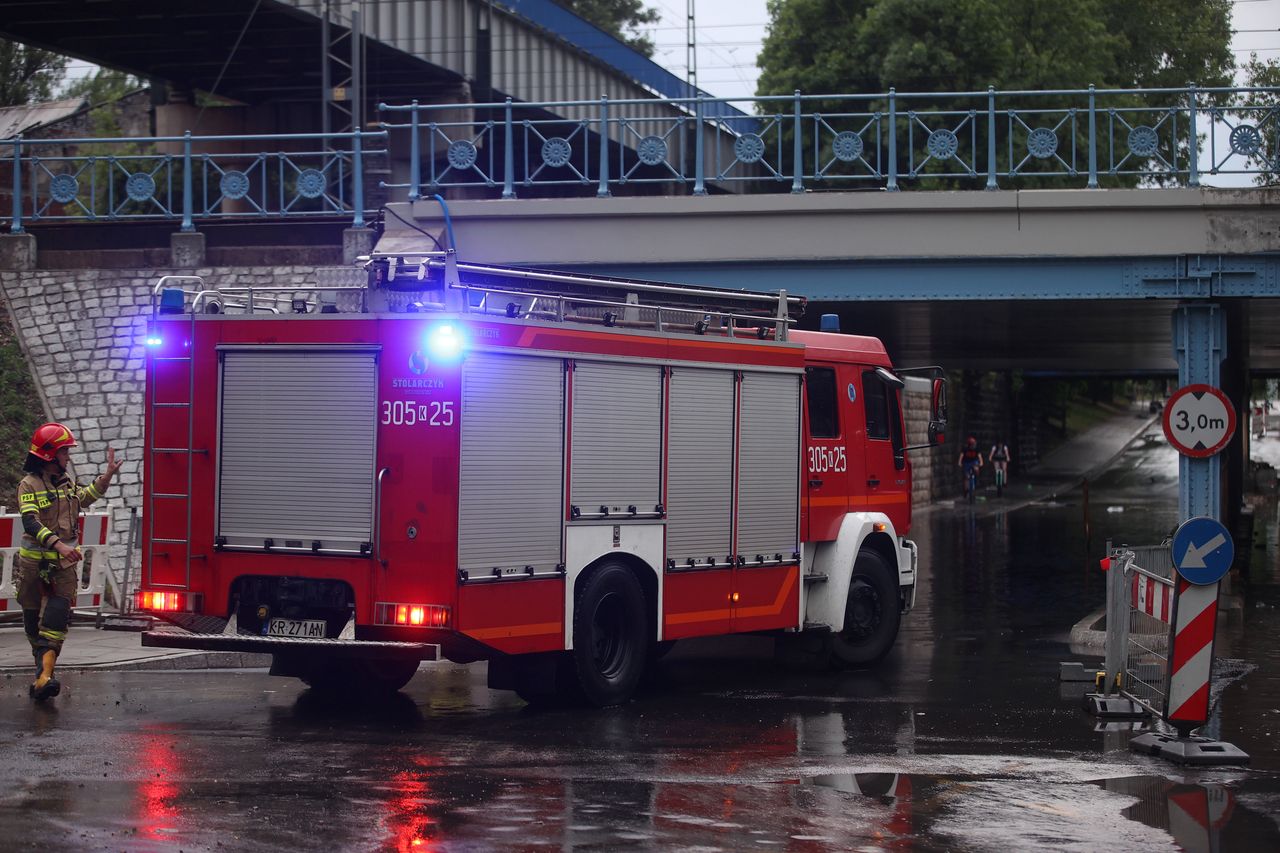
[379,85,1278,198]
[5,130,387,233]
[3,86,1276,233]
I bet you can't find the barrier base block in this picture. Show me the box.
[1083,693,1150,719]
[1130,733,1250,766]
[1059,662,1101,682]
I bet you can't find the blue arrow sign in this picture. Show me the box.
[1172,516,1234,586]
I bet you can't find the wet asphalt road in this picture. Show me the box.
[2,431,1279,852]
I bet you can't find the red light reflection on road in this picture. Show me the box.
[133,729,185,841]
[383,763,441,852]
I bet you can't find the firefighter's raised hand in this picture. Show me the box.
[104,447,123,479]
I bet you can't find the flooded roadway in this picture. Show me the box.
[2,432,1278,851]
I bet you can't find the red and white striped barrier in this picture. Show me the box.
[0,511,111,612]
[1132,573,1172,623]
[1166,579,1219,727]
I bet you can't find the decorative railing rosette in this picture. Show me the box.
[5,130,386,233]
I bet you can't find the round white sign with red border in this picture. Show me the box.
[1162,384,1236,458]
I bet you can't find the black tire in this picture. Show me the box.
[302,659,418,696]
[828,550,901,669]
[570,562,648,707]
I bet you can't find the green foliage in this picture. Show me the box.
[60,67,143,106]
[759,0,1234,95]
[0,39,69,107]
[555,0,661,57]
[0,305,44,509]
[756,0,1236,187]
[1240,54,1279,186]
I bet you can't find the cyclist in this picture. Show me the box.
[957,436,983,502]
[989,438,1011,497]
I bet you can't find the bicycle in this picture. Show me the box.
[963,464,979,503]
[993,463,1006,497]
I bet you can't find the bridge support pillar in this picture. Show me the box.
[1172,303,1225,522]
[0,232,36,270]
[170,231,205,269]
[343,227,376,265]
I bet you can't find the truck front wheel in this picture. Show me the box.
[571,562,648,707]
[828,550,900,668]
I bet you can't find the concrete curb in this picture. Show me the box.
[0,651,272,674]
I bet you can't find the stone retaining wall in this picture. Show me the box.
[0,265,325,595]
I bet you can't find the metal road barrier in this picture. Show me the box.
[1090,539,1250,765]
[0,509,111,617]
[1116,544,1176,716]
[5,130,387,233]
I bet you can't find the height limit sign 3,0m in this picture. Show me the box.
[1162,384,1237,458]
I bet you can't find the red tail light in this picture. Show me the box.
[136,590,198,612]
[375,602,450,628]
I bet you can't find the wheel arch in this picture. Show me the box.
[805,512,908,632]
[568,551,659,651]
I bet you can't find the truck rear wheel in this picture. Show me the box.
[828,550,900,669]
[571,562,648,707]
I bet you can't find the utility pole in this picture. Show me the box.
[686,0,697,95]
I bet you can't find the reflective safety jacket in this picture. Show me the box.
[17,471,108,563]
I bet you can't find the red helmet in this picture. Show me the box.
[29,422,77,461]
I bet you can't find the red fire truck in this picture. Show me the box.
[137,251,945,706]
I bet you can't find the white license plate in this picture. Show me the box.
[267,618,327,638]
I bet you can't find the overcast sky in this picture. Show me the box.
[646,0,1280,102]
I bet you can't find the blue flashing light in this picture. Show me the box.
[426,324,466,362]
[145,323,163,347]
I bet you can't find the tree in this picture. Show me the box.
[759,0,1234,96]
[0,39,69,106]
[61,67,143,106]
[1240,54,1279,185]
[555,0,661,57]
[755,0,1236,187]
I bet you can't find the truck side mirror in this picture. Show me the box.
[928,377,947,446]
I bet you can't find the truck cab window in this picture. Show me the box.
[805,367,839,438]
[864,370,907,470]
[863,372,889,439]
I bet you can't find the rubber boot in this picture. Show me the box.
[31,650,60,701]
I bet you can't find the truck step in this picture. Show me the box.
[802,573,828,583]
[142,629,439,661]
[802,622,832,633]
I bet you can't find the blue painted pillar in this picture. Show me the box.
[408,101,421,202]
[9,136,22,234]
[502,98,515,200]
[1172,303,1226,520]
[180,132,195,232]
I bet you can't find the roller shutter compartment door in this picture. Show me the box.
[736,371,801,560]
[218,350,378,553]
[666,368,734,566]
[570,362,662,516]
[458,352,565,575]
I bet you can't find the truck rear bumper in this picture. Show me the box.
[142,629,440,661]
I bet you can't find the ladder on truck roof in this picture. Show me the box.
[368,252,806,341]
[148,253,806,342]
[144,276,205,594]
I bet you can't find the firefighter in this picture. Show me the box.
[16,422,121,701]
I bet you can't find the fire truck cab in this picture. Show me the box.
[137,252,945,706]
